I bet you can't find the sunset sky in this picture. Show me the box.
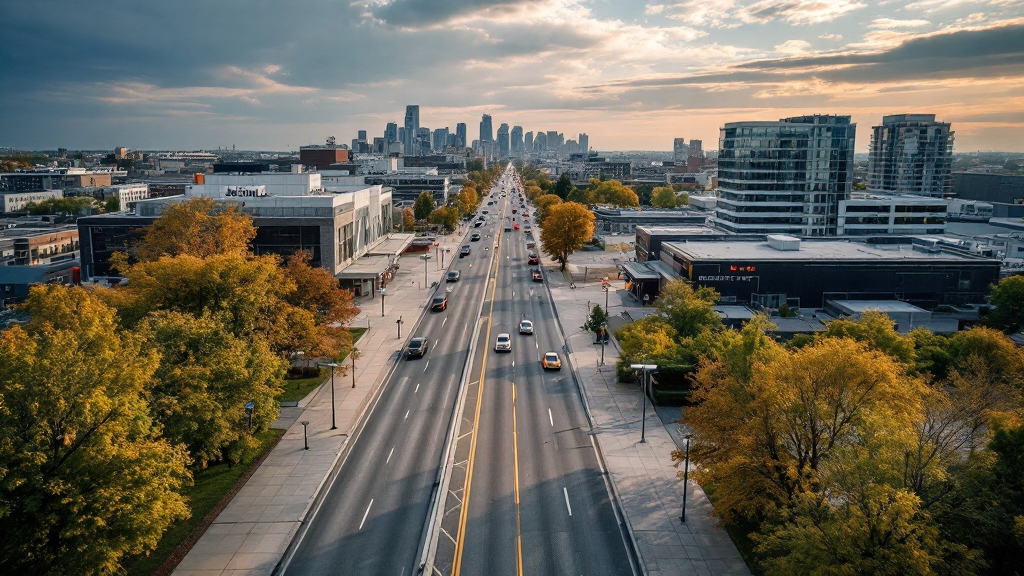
[2,0,1023,152]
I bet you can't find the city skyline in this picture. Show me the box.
[2,1,1023,152]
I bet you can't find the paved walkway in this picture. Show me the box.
[547,264,751,576]
[172,233,467,576]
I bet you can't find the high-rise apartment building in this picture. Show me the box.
[455,123,467,148]
[524,131,534,151]
[673,138,689,162]
[416,127,431,156]
[534,131,547,152]
[688,139,704,172]
[497,123,510,157]
[546,131,561,151]
[403,105,420,156]
[867,114,954,197]
[385,123,398,143]
[578,133,589,154]
[713,115,856,237]
[480,114,493,144]
[511,126,523,153]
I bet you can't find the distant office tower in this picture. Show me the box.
[497,123,510,157]
[385,122,398,144]
[404,105,420,156]
[688,139,702,158]
[714,115,856,237]
[511,126,523,153]
[358,130,367,141]
[546,131,559,151]
[673,138,689,162]
[417,127,431,156]
[433,127,449,152]
[456,123,467,147]
[687,139,704,172]
[535,131,548,151]
[578,133,589,153]
[447,133,458,148]
[372,137,385,154]
[480,114,493,143]
[868,114,954,197]
[524,131,534,151]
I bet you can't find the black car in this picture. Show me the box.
[431,295,448,311]
[460,245,471,257]
[471,233,481,241]
[406,337,428,358]
[446,270,461,282]
[528,253,539,265]
[474,221,483,228]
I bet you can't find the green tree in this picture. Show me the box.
[141,311,285,467]
[819,310,916,366]
[566,186,594,206]
[632,183,654,206]
[654,279,721,339]
[986,275,1024,332]
[0,285,190,575]
[650,186,678,208]
[103,195,121,212]
[553,172,573,199]
[24,196,97,216]
[133,197,256,262]
[538,201,594,270]
[590,180,640,208]
[582,304,609,339]
[413,191,435,221]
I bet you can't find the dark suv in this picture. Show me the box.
[431,295,448,311]
[528,253,539,265]
[406,337,428,358]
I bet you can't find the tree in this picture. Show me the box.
[134,197,256,262]
[534,194,563,223]
[103,194,121,212]
[539,201,594,271]
[632,183,654,206]
[282,250,359,357]
[428,205,459,231]
[402,207,415,231]
[553,172,573,199]
[24,196,97,216]
[459,186,478,216]
[654,279,722,339]
[0,285,190,574]
[582,304,609,340]
[986,275,1024,332]
[651,186,678,208]
[591,180,640,208]
[566,186,595,206]
[413,191,435,221]
[141,311,285,468]
[819,310,917,366]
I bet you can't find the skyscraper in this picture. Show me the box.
[867,114,954,197]
[433,127,450,152]
[673,138,689,162]
[546,131,559,151]
[385,122,398,144]
[511,126,523,154]
[479,114,493,144]
[497,123,510,157]
[404,105,420,156]
[524,131,534,151]
[456,123,467,148]
[534,131,548,151]
[578,133,589,154]
[713,115,856,237]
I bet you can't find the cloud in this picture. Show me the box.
[774,39,814,55]
[868,18,931,28]
[367,0,557,28]
[819,33,844,39]
[735,0,868,25]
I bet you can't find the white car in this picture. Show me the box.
[494,333,512,352]
[519,320,534,335]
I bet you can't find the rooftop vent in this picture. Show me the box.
[767,234,800,251]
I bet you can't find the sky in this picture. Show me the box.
[2,0,1023,153]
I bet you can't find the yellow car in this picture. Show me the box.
[541,352,562,371]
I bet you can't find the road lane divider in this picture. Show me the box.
[359,500,373,531]
[387,446,395,464]
[549,408,553,427]
[512,383,524,576]
[563,487,573,517]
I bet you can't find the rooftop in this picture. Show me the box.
[664,239,999,262]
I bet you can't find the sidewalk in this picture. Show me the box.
[172,233,466,576]
[547,265,751,576]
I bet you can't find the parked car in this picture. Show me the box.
[519,319,534,334]
[494,333,512,352]
[406,337,429,358]
[446,270,461,282]
[431,295,448,311]
[541,352,562,370]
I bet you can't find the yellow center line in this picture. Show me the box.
[453,187,509,576]
[512,382,524,576]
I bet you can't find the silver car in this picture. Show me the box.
[519,320,534,335]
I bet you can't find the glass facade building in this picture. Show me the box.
[714,115,856,237]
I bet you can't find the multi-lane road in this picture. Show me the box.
[280,166,632,575]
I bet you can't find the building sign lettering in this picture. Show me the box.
[697,275,757,282]
[224,186,266,197]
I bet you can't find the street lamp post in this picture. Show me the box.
[350,349,359,388]
[600,322,607,367]
[301,420,310,450]
[630,364,657,443]
[681,433,693,523]
[318,362,339,430]
[380,287,387,317]
[397,315,403,339]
